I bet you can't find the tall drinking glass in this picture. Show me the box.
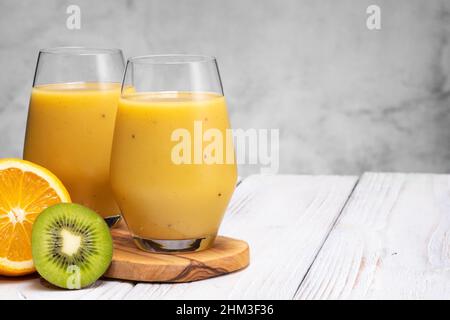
[24,47,125,226]
[110,55,237,252]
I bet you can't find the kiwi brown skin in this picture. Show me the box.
[31,203,113,289]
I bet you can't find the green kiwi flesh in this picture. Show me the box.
[32,203,113,289]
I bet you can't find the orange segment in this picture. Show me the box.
[0,158,70,276]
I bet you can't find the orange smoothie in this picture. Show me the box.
[23,82,121,220]
[110,92,237,244]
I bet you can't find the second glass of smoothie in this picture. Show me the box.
[110,55,237,252]
[23,47,125,226]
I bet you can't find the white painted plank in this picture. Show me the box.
[0,276,134,300]
[295,173,450,300]
[124,175,357,299]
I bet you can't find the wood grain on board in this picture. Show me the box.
[104,227,250,283]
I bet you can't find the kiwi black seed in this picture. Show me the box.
[31,203,113,289]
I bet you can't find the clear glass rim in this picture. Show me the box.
[128,54,217,65]
[39,46,123,56]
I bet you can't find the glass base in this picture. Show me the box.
[133,234,216,253]
[104,214,122,228]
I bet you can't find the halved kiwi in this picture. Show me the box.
[31,203,113,289]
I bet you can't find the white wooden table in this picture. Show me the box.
[1,173,449,300]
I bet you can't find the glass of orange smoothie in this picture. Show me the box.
[24,47,125,226]
[110,55,237,252]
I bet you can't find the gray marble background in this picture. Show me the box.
[0,0,449,175]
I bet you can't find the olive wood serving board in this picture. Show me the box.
[104,223,250,283]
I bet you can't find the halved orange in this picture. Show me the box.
[0,158,71,276]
